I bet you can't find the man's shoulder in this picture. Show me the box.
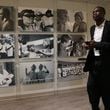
[105,20,110,25]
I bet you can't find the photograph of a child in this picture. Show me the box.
[18,7,54,32]
[57,61,87,82]
[19,61,54,84]
[0,62,15,87]
[57,34,86,57]
[18,34,54,59]
[0,34,15,59]
[57,9,87,33]
[0,6,15,32]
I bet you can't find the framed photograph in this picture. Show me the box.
[19,61,54,84]
[0,6,15,32]
[0,62,15,87]
[57,34,87,57]
[18,7,54,32]
[18,34,54,59]
[57,9,87,33]
[0,34,15,59]
[57,61,87,82]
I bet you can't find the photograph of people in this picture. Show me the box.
[57,34,86,57]
[18,34,54,59]
[0,62,15,87]
[57,9,73,32]
[41,9,54,32]
[0,6,15,32]
[19,61,54,84]
[57,9,87,33]
[18,7,54,32]
[0,34,15,59]
[18,9,36,32]
[57,61,86,82]
[73,11,87,32]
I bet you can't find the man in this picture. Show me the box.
[83,6,110,110]
[18,9,36,32]
[42,9,54,32]
[0,7,14,31]
[57,9,73,32]
[37,64,49,83]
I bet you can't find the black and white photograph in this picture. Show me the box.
[0,34,15,59]
[0,6,15,32]
[0,62,15,87]
[18,34,54,59]
[57,34,87,57]
[57,9,87,32]
[18,7,54,32]
[19,61,54,84]
[57,61,87,82]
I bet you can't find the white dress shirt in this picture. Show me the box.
[93,21,105,56]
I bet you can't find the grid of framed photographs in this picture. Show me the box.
[0,6,88,91]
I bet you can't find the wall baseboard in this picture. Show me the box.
[0,86,86,102]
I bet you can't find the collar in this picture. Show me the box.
[95,20,105,28]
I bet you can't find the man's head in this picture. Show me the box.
[93,6,105,24]
[74,11,84,23]
[45,10,53,17]
[57,9,68,23]
[35,11,43,21]
[21,9,35,26]
[31,64,36,71]
[0,7,11,20]
[39,64,43,71]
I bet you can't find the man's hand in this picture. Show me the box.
[82,40,96,49]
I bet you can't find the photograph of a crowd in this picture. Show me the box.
[57,34,87,57]
[57,9,87,32]
[19,61,54,84]
[18,34,54,59]
[0,6,15,32]
[0,34,15,59]
[57,61,87,82]
[18,7,54,32]
[0,62,15,87]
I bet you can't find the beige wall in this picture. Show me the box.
[0,0,109,98]
[0,0,109,38]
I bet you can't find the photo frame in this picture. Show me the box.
[0,34,15,59]
[0,62,15,87]
[57,34,87,57]
[57,9,87,33]
[18,7,54,32]
[19,61,54,84]
[18,34,54,59]
[57,61,87,82]
[0,6,15,32]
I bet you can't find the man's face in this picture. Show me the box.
[74,15,81,23]
[23,13,34,26]
[93,7,105,21]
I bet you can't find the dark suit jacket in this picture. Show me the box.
[83,20,110,74]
